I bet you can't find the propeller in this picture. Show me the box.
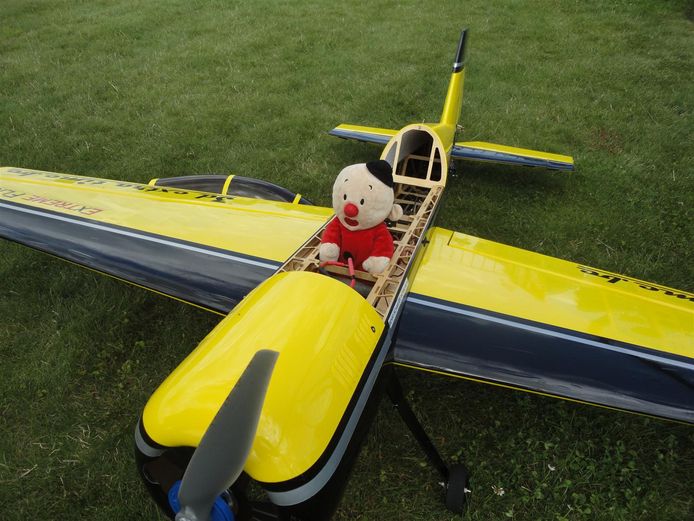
[174,349,279,521]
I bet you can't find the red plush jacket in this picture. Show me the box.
[321,217,394,270]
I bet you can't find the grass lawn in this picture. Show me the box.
[1,1,692,520]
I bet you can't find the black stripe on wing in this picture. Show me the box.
[0,200,279,313]
[393,293,694,423]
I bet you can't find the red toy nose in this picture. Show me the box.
[344,203,359,217]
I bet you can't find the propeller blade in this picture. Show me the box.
[175,349,279,521]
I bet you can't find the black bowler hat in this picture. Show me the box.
[365,160,393,188]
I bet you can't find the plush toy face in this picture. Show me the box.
[332,163,395,231]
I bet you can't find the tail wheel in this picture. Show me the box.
[445,464,470,513]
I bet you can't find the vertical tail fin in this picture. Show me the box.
[439,29,468,128]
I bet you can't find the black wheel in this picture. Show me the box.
[445,464,470,513]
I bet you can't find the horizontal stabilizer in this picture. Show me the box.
[328,124,397,146]
[452,141,574,171]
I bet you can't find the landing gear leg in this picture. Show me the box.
[230,473,291,521]
[386,370,470,513]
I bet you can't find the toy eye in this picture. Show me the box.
[343,194,347,201]
[360,198,365,205]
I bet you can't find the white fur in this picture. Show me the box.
[319,242,339,262]
[388,204,403,222]
[362,256,390,275]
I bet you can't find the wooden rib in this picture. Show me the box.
[322,264,378,283]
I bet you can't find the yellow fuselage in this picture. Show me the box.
[142,271,385,484]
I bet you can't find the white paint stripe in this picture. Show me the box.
[406,296,694,371]
[267,327,395,506]
[0,201,278,270]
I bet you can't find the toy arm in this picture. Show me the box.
[320,218,341,262]
[362,225,394,275]
[370,225,395,258]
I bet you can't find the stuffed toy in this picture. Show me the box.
[320,160,403,275]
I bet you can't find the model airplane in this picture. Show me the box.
[0,30,691,521]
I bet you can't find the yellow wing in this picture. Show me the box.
[0,167,331,312]
[395,227,693,423]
